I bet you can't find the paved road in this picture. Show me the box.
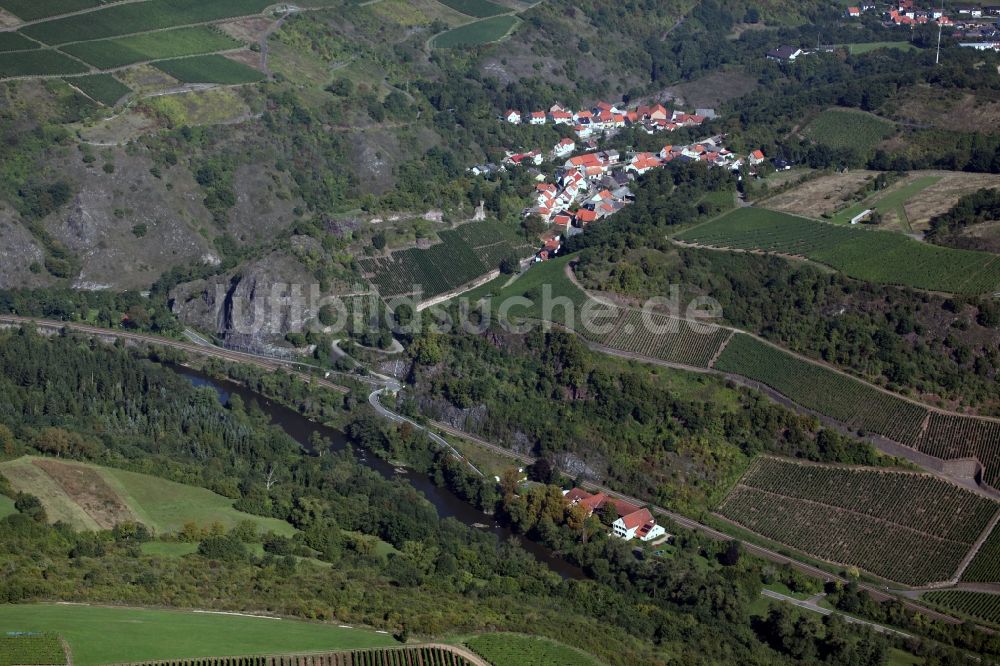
[369,388,482,476]
[761,590,913,638]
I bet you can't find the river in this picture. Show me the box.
[174,366,586,580]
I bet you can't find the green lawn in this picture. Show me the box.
[139,541,200,557]
[62,26,241,69]
[101,465,295,536]
[0,494,15,519]
[0,456,295,537]
[490,255,587,323]
[0,604,396,666]
[845,42,918,54]
[465,633,602,666]
[152,54,264,84]
[432,15,519,48]
[802,108,896,154]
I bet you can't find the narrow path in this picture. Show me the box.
[761,590,913,638]
[950,509,1000,584]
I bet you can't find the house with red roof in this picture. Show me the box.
[748,149,766,166]
[563,488,668,542]
[504,110,522,124]
[550,110,574,125]
[529,111,547,125]
[847,6,860,17]
[552,137,576,158]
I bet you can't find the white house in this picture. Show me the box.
[504,109,522,124]
[612,507,666,542]
[552,138,576,158]
[529,111,547,125]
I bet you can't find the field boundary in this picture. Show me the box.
[953,509,1000,583]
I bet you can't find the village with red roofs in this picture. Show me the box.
[482,100,763,262]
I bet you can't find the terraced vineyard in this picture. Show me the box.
[675,208,1000,294]
[0,50,88,77]
[19,0,273,45]
[66,73,132,105]
[152,54,263,84]
[359,221,530,298]
[0,0,104,21]
[432,15,520,48]
[915,412,1000,490]
[714,333,929,442]
[594,308,731,368]
[435,0,508,17]
[923,591,1000,627]
[962,522,1000,583]
[717,457,1000,585]
[126,648,477,666]
[0,0,268,89]
[62,26,241,69]
[0,633,66,666]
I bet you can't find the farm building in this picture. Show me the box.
[563,489,667,542]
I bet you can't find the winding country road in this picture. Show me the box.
[0,315,976,629]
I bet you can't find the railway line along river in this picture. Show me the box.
[173,366,586,580]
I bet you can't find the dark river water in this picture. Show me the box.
[174,366,586,580]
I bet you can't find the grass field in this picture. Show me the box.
[0,49,88,77]
[20,0,273,45]
[65,73,131,105]
[0,633,66,666]
[717,456,998,585]
[0,32,36,52]
[432,15,519,48]
[829,175,942,228]
[434,0,508,18]
[0,0,101,21]
[0,456,295,536]
[465,633,601,666]
[0,605,395,666]
[0,493,15,519]
[152,54,263,84]
[676,207,1000,294]
[923,591,1000,627]
[62,26,241,69]
[845,42,917,54]
[802,108,896,153]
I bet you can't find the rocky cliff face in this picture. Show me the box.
[170,249,321,349]
[42,148,216,290]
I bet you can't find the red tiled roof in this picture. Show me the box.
[620,507,654,531]
[575,209,598,223]
[751,149,765,159]
[568,153,604,167]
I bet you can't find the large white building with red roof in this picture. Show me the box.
[563,488,668,542]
